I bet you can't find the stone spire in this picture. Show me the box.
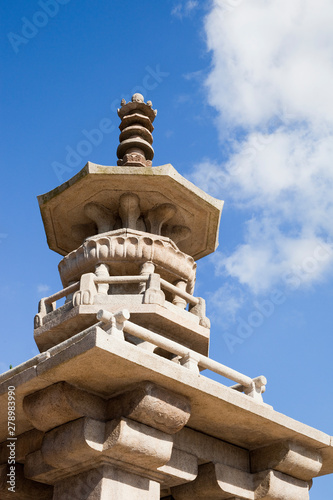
[117,93,157,167]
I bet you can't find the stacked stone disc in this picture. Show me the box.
[117,93,157,167]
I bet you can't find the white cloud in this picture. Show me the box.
[194,0,333,293]
[175,94,192,105]
[206,282,245,325]
[183,69,204,81]
[37,284,51,293]
[171,4,182,18]
[213,220,333,293]
[172,1,199,19]
[186,1,198,12]
[205,0,333,131]
[188,159,230,196]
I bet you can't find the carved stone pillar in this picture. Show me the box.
[95,263,110,301]
[139,261,155,294]
[53,465,160,499]
[143,273,165,305]
[172,280,187,309]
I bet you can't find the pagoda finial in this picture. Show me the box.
[117,93,157,167]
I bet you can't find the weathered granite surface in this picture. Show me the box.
[0,95,331,499]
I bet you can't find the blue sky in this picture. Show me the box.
[1,0,333,495]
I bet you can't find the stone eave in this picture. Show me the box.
[37,162,224,260]
[0,326,332,477]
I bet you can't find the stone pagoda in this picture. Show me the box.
[0,93,333,499]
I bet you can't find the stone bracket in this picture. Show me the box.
[104,417,173,468]
[250,440,322,481]
[23,381,106,432]
[22,380,191,489]
[171,461,311,499]
[26,416,174,482]
[158,447,198,488]
[119,192,141,230]
[84,202,116,233]
[145,203,177,235]
[106,381,191,434]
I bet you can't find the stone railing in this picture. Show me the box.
[97,308,267,403]
[36,271,209,328]
[37,281,80,316]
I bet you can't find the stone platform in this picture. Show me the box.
[1,321,332,499]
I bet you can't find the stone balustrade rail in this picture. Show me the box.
[97,308,267,404]
[39,273,202,317]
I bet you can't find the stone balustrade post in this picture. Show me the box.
[73,273,97,306]
[95,263,110,300]
[143,273,165,305]
[139,261,155,294]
